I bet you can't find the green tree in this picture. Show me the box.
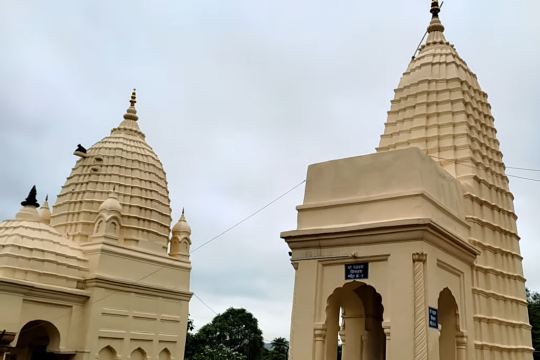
[193,308,264,360]
[264,337,288,360]
[184,317,198,360]
[193,344,246,360]
[527,289,540,359]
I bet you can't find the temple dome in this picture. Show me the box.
[50,90,172,251]
[0,216,88,290]
[99,192,122,213]
[172,210,191,235]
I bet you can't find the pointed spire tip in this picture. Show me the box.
[130,88,137,107]
[427,0,445,33]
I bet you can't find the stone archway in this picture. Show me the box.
[324,282,385,360]
[12,320,69,360]
[438,288,463,360]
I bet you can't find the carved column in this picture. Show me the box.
[456,332,468,360]
[314,325,327,360]
[412,252,428,360]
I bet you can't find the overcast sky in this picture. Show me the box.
[1,0,539,341]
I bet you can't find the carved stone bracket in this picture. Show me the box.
[413,252,427,263]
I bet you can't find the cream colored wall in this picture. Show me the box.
[83,286,189,360]
[287,236,476,360]
[283,148,479,360]
[79,240,191,360]
[0,286,89,354]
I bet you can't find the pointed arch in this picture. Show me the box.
[130,347,147,360]
[94,217,105,234]
[159,347,172,360]
[98,345,118,360]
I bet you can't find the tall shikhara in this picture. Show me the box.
[378,2,532,358]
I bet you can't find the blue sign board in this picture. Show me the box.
[428,307,438,329]
[345,263,369,280]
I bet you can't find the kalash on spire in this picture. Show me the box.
[282,2,533,360]
[0,90,193,360]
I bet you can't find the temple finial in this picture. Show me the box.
[130,88,137,107]
[21,185,40,208]
[45,194,49,202]
[430,0,441,18]
[427,0,445,33]
[123,88,139,121]
[182,207,185,216]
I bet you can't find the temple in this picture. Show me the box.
[0,91,192,360]
[282,2,533,359]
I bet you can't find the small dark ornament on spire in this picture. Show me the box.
[130,88,137,107]
[430,0,441,18]
[76,144,87,153]
[21,185,40,208]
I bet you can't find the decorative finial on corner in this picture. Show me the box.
[21,185,40,208]
[45,194,49,202]
[182,207,185,216]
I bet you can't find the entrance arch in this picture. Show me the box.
[325,282,385,360]
[438,288,459,360]
[13,320,64,360]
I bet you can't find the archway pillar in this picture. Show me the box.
[382,321,391,360]
[338,327,346,360]
[342,314,364,360]
[314,324,326,360]
[456,332,467,360]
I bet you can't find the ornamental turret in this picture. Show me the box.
[169,209,191,258]
[92,190,123,241]
[38,195,51,225]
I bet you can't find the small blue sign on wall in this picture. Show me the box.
[428,307,438,329]
[345,263,369,280]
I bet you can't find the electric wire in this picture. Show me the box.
[506,166,540,172]
[191,179,306,254]
[412,1,445,60]
[193,293,218,315]
[17,178,307,334]
[428,154,540,183]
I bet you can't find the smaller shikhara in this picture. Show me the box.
[0,91,192,360]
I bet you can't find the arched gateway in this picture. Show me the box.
[325,283,385,360]
[11,320,66,360]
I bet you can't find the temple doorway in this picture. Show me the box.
[8,321,71,360]
[325,282,385,360]
[438,288,459,360]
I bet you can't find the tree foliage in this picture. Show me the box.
[186,308,265,360]
[263,337,289,360]
[193,345,246,360]
[527,289,540,359]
